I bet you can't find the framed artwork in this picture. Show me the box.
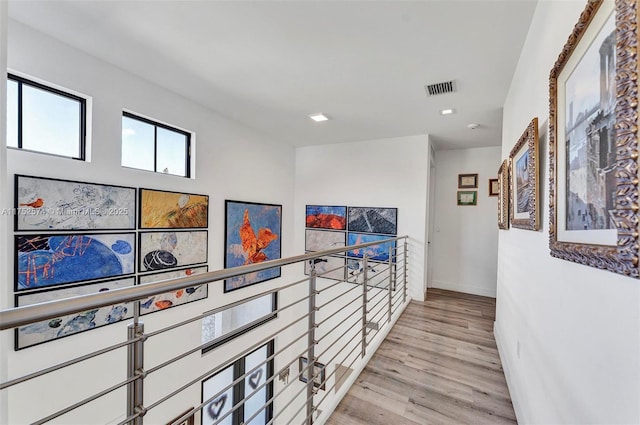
[305,256,346,281]
[15,277,135,349]
[305,205,347,230]
[139,188,208,229]
[458,173,478,188]
[305,229,346,252]
[497,160,510,230]
[510,117,540,230]
[224,200,282,292]
[139,231,208,272]
[457,191,477,206]
[15,233,136,291]
[166,408,195,425]
[298,357,326,390]
[15,175,135,231]
[347,207,398,235]
[346,258,395,289]
[138,266,208,315]
[489,179,499,197]
[346,233,396,262]
[549,0,638,277]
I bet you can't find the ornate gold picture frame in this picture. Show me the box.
[498,160,509,230]
[549,0,638,278]
[510,117,540,230]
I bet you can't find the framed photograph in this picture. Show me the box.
[305,229,346,252]
[138,266,208,315]
[458,173,478,188]
[489,179,499,197]
[15,277,135,350]
[224,200,282,292]
[15,233,136,291]
[509,117,540,230]
[346,232,396,262]
[347,206,398,235]
[298,357,326,390]
[139,188,209,229]
[346,258,395,289]
[305,256,346,281]
[15,175,136,231]
[457,191,477,206]
[549,0,638,277]
[139,231,208,272]
[305,205,347,230]
[497,160,510,230]
[166,408,195,425]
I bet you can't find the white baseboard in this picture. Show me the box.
[431,280,496,298]
[494,322,525,424]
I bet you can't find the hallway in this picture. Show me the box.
[327,289,516,425]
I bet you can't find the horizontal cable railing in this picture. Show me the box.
[0,236,410,425]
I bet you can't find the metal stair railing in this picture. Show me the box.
[0,236,410,425]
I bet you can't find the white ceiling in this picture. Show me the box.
[7,0,537,150]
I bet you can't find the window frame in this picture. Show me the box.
[7,73,87,160]
[201,340,275,425]
[121,111,192,177]
[202,293,278,354]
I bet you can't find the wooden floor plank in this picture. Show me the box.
[326,291,516,425]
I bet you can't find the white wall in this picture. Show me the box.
[294,135,431,301]
[431,146,500,297]
[495,2,640,424]
[3,20,298,424]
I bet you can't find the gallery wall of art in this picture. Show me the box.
[431,146,501,297]
[294,134,431,301]
[496,1,640,424]
[2,20,297,424]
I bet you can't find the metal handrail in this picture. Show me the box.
[2,235,410,425]
[0,236,408,329]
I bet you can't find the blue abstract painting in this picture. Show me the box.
[347,232,396,262]
[225,200,281,292]
[16,277,135,349]
[16,233,135,291]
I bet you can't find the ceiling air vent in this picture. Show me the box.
[425,80,456,96]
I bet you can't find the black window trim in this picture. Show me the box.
[7,73,87,160]
[201,340,275,425]
[122,110,192,178]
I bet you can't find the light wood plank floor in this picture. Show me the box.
[326,288,516,425]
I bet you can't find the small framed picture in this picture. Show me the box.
[457,191,477,206]
[299,357,326,390]
[489,178,499,197]
[458,173,478,188]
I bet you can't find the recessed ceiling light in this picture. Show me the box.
[440,108,456,115]
[309,113,330,122]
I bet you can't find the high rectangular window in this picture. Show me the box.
[6,74,86,159]
[202,293,277,352]
[121,112,191,177]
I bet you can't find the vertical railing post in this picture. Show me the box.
[403,239,408,304]
[388,246,393,324]
[127,316,145,425]
[306,261,317,425]
[361,254,368,358]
